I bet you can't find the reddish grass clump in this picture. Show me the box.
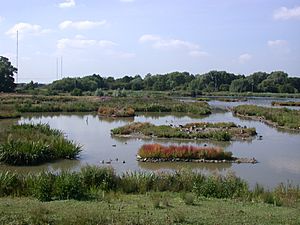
[138,144,233,160]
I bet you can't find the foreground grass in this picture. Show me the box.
[0,124,81,165]
[111,122,256,141]
[0,195,299,225]
[233,105,300,130]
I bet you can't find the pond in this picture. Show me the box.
[0,103,300,189]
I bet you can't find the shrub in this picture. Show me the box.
[182,192,195,205]
[71,88,82,96]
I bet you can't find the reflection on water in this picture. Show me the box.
[0,159,80,174]
[0,98,299,188]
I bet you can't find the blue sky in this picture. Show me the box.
[0,0,300,83]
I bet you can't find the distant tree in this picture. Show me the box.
[0,56,17,92]
[258,71,288,93]
[130,75,143,90]
[71,88,82,96]
[229,78,251,92]
[24,80,39,90]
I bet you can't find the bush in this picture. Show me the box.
[71,88,83,96]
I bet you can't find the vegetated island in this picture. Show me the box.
[137,144,257,164]
[0,94,211,116]
[111,122,257,141]
[233,105,300,130]
[98,106,135,117]
[271,101,300,107]
[214,97,247,102]
[0,123,81,166]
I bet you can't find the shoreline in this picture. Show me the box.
[111,133,255,142]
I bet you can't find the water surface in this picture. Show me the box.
[1,108,299,189]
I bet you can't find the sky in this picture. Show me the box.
[0,0,300,83]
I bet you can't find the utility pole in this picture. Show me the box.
[60,56,63,78]
[56,58,59,80]
[16,30,19,83]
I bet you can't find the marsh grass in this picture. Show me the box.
[138,144,233,160]
[0,167,299,206]
[1,94,211,115]
[233,105,300,130]
[111,122,256,141]
[271,101,300,107]
[0,123,81,165]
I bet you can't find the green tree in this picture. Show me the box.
[229,78,251,92]
[0,56,17,92]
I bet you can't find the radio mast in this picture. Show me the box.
[16,30,19,83]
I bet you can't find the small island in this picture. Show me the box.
[111,122,257,141]
[137,144,257,163]
[271,101,300,107]
[233,105,300,130]
[0,123,81,166]
[98,106,135,117]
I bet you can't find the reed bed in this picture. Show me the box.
[0,123,81,165]
[138,144,233,160]
[0,94,211,115]
[233,105,300,130]
[111,122,256,141]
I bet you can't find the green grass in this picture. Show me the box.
[0,94,211,115]
[0,123,81,165]
[233,105,300,130]
[111,122,256,141]
[0,195,299,225]
[1,166,299,207]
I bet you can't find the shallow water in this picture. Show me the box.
[1,106,300,189]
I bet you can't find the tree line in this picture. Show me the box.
[49,70,300,94]
[1,56,300,94]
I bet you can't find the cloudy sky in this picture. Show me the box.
[0,0,300,83]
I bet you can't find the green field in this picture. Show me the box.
[0,194,299,225]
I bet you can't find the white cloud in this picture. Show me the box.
[189,50,208,57]
[139,34,161,43]
[267,40,288,47]
[273,6,300,20]
[107,50,136,59]
[5,22,50,39]
[59,20,107,30]
[267,40,290,53]
[57,36,117,49]
[139,34,206,57]
[238,53,252,64]
[59,0,75,8]
[120,0,135,2]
